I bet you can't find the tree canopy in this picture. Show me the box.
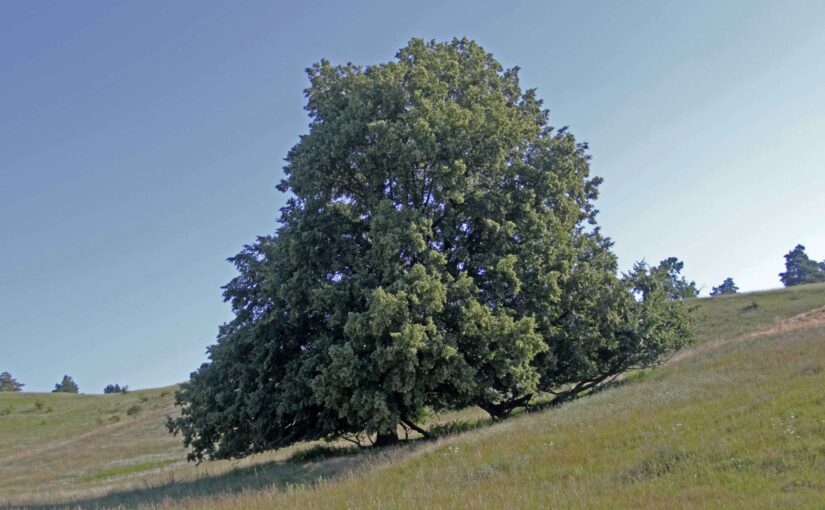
[710,277,738,296]
[52,375,79,394]
[169,38,691,462]
[779,245,825,287]
[642,257,699,300]
[0,372,24,392]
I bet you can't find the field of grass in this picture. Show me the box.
[2,283,825,509]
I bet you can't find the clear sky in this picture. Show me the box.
[2,0,823,393]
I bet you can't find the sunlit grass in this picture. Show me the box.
[79,460,179,483]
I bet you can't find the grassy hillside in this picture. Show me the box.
[688,282,825,345]
[2,283,825,509]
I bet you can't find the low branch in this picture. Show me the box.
[479,393,533,420]
[340,433,366,449]
[537,369,624,410]
[401,418,432,439]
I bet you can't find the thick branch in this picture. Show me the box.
[538,369,625,411]
[401,418,432,439]
[479,393,533,419]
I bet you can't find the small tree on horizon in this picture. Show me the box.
[0,372,24,392]
[710,277,738,296]
[52,375,79,394]
[103,384,128,394]
[779,245,825,287]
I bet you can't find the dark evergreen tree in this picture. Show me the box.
[779,245,825,287]
[169,38,692,461]
[0,372,24,392]
[710,277,738,296]
[52,375,79,394]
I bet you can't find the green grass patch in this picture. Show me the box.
[79,459,178,482]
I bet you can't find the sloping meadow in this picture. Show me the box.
[1,283,825,508]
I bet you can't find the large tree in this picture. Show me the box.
[169,38,691,461]
[779,245,825,287]
[0,372,24,392]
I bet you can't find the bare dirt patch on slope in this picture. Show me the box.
[671,306,825,364]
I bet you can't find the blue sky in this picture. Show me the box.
[2,0,823,392]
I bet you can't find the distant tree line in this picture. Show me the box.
[104,384,129,394]
[1,373,85,393]
[706,244,824,297]
[1,373,135,395]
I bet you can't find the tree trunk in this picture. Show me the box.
[374,430,399,447]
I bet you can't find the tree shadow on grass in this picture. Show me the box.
[9,402,590,510]
[12,416,517,510]
[13,445,393,510]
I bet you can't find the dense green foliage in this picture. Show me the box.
[53,375,79,394]
[779,245,825,287]
[169,38,691,461]
[710,277,738,296]
[636,257,699,299]
[0,372,23,392]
